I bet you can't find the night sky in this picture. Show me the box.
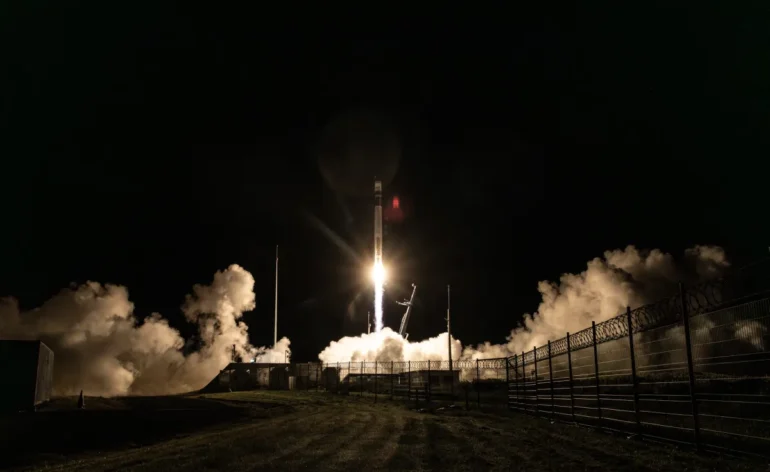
[2,5,769,361]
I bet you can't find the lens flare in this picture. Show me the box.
[371,262,386,331]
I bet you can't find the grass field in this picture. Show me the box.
[1,391,762,471]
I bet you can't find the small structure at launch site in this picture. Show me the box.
[202,362,291,392]
[0,340,54,412]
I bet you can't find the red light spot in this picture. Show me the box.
[392,196,400,209]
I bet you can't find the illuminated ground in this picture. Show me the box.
[1,391,758,471]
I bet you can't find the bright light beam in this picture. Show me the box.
[371,262,386,331]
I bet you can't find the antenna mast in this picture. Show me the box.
[274,245,279,346]
[447,285,452,372]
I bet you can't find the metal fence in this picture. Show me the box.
[294,266,770,457]
[506,280,770,457]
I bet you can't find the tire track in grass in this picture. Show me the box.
[317,404,404,471]
[421,415,487,471]
[239,408,374,471]
[60,407,326,472]
[384,412,429,471]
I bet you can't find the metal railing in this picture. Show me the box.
[291,264,770,457]
[507,279,770,457]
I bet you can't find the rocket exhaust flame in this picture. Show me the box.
[371,262,386,332]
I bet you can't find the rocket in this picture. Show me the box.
[374,179,383,268]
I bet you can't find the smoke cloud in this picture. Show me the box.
[318,328,462,363]
[0,264,289,396]
[317,245,730,362]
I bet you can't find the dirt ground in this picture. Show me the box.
[2,391,762,471]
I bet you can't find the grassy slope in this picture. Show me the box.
[7,391,761,472]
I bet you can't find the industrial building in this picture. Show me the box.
[332,369,460,395]
[0,340,54,412]
[203,362,289,391]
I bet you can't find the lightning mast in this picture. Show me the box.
[274,245,278,346]
[397,284,417,339]
[447,285,452,372]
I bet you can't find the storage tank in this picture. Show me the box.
[0,340,54,412]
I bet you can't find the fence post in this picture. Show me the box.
[680,282,701,450]
[592,321,602,429]
[521,351,526,413]
[566,333,575,423]
[626,307,642,438]
[374,362,378,403]
[361,361,364,397]
[307,364,310,391]
[514,354,520,408]
[475,359,481,408]
[317,363,321,392]
[408,360,411,402]
[390,361,394,401]
[337,362,341,393]
[533,346,539,417]
[548,341,555,419]
[505,356,511,410]
[427,360,431,402]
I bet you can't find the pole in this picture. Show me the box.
[360,361,364,397]
[626,307,641,437]
[408,360,411,400]
[566,333,575,423]
[533,346,539,417]
[521,351,526,413]
[505,356,510,410]
[548,340,554,419]
[592,321,602,429]
[447,285,453,400]
[374,361,378,403]
[390,361,394,401]
[680,282,701,450]
[476,359,481,408]
[274,245,279,346]
[427,360,431,403]
[337,362,340,393]
[514,354,520,407]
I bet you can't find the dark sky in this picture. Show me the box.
[2,5,769,361]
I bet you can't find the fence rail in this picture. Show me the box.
[270,267,770,458]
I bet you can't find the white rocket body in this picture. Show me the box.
[374,180,383,267]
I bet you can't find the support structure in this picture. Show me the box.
[680,283,701,450]
[566,333,575,422]
[592,321,602,428]
[534,346,539,416]
[548,340,554,418]
[521,351,526,413]
[447,284,454,399]
[626,307,642,437]
[274,245,279,346]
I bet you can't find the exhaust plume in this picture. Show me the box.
[317,245,730,362]
[0,264,290,396]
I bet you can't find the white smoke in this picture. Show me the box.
[317,245,730,363]
[318,327,462,363]
[466,245,728,358]
[0,264,290,396]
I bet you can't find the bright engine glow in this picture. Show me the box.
[371,262,385,332]
[371,262,386,285]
